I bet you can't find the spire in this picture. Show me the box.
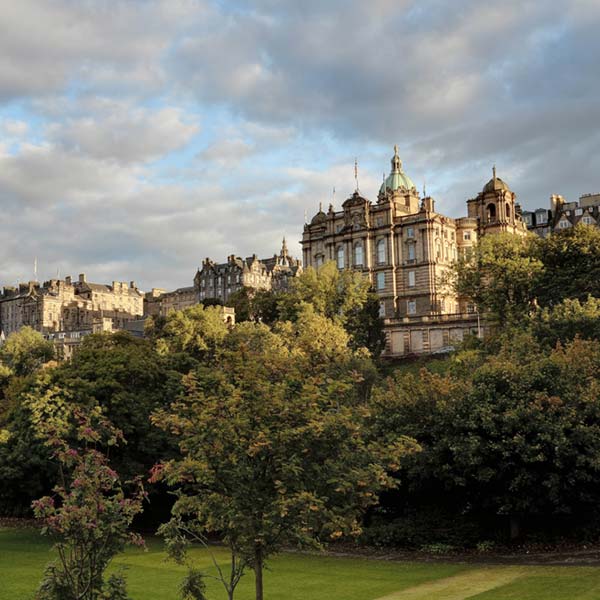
[281,236,288,258]
[391,144,402,172]
[423,178,427,198]
[493,164,497,180]
[319,201,323,212]
[354,158,359,192]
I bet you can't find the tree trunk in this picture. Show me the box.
[254,544,263,600]
[509,515,520,540]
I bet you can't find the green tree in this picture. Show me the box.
[375,334,600,540]
[0,327,54,376]
[31,404,145,600]
[451,233,543,325]
[152,313,414,600]
[146,305,229,367]
[278,261,385,355]
[531,296,600,347]
[536,224,600,305]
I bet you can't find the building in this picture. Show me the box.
[522,193,600,237]
[0,274,144,339]
[195,239,302,303]
[301,146,527,357]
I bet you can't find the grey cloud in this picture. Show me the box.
[48,104,199,164]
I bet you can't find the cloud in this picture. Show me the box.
[48,103,199,164]
[1,0,599,293]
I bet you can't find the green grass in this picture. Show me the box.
[3,528,600,600]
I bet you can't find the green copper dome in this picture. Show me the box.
[379,145,415,195]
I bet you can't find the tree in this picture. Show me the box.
[345,287,386,357]
[531,296,600,347]
[278,261,385,355]
[146,305,229,367]
[450,233,543,325]
[152,313,415,600]
[31,404,145,600]
[374,334,600,540]
[536,224,600,306]
[0,327,54,376]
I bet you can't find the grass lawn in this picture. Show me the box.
[2,528,600,600]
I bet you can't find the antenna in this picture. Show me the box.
[332,186,336,206]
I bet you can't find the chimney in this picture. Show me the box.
[130,281,136,289]
[423,197,435,213]
[65,276,72,285]
[79,273,86,283]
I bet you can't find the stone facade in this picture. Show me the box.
[0,274,144,338]
[522,193,600,237]
[301,147,527,357]
[195,239,302,303]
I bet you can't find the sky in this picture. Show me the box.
[1,0,599,291]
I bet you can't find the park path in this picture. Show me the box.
[373,566,527,600]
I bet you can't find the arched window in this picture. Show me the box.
[506,203,511,218]
[337,246,345,269]
[377,239,386,264]
[354,243,364,267]
[486,203,497,222]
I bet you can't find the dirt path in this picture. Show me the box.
[373,566,527,600]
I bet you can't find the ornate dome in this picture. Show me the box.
[379,145,416,195]
[483,167,511,193]
[310,204,327,225]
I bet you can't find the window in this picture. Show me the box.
[558,220,571,229]
[506,203,511,218]
[406,226,414,238]
[407,244,416,261]
[315,254,324,268]
[463,231,471,241]
[337,246,345,269]
[377,239,386,264]
[407,300,416,315]
[408,271,416,287]
[575,208,583,216]
[335,224,343,233]
[582,216,594,225]
[376,272,385,290]
[486,203,496,221]
[376,217,384,227]
[379,301,385,317]
[354,243,364,266]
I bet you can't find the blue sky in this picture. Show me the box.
[1,0,599,290]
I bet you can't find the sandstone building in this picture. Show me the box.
[0,274,144,357]
[301,147,527,357]
[142,240,302,318]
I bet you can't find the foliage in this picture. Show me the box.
[0,326,54,376]
[344,287,386,356]
[31,405,145,600]
[536,224,600,306]
[531,296,600,347]
[0,333,176,517]
[376,335,600,540]
[227,288,280,325]
[151,313,416,600]
[146,305,229,367]
[450,233,543,325]
[278,261,384,356]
